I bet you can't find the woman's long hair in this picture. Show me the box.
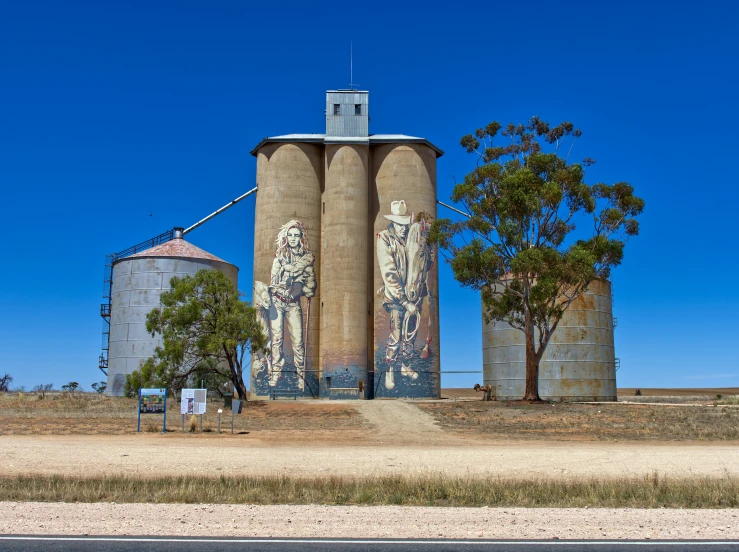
[275,219,310,262]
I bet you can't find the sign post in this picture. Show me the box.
[231,399,242,434]
[137,388,167,433]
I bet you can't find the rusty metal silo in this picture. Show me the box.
[482,279,616,401]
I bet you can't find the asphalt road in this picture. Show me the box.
[1,537,739,552]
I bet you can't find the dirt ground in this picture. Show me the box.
[2,393,738,539]
[2,392,738,479]
[3,390,738,441]
[418,400,739,441]
[0,393,364,437]
[2,502,738,539]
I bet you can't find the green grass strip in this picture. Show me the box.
[0,474,737,508]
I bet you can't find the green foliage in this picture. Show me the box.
[124,269,267,400]
[431,118,644,400]
[0,373,12,392]
[90,381,107,394]
[61,382,80,393]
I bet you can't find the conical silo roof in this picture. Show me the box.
[129,238,229,264]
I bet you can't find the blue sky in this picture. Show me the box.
[1,0,737,391]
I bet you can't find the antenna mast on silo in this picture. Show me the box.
[349,41,357,91]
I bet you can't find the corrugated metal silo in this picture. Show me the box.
[482,279,616,401]
[107,235,238,396]
[371,143,441,399]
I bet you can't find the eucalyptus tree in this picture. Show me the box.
[126,269,266,400]
[430,118,644,400]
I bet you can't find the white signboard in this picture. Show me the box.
[180,388,207,415]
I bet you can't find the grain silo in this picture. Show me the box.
[371,143,441,399]
[482,279,616,401]
[250,141,322,399]
[249,90,443,399]
[106,229,238,396]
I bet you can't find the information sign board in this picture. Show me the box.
[181,389,207,415]
[140,388,166,414]
[137,388,167,433]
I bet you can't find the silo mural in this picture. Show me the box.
[252,220,316,395]
[375,201,436,393]
[371,143,441,399]
[250,141,322,399]
[249,90,444,399]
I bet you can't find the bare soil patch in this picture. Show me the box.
[418,400,739,441]
[620,387,739,397]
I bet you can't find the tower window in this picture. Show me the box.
[333,104,340,115]
[355,104,361,115]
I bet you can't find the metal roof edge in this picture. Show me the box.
[369,137,444,158]
[250,135,326,156]
[251,135,444,158]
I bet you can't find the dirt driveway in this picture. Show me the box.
[2,433,737,479]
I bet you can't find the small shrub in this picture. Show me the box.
[144,421,160,433]
[189,415,199,432]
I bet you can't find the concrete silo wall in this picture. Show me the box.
[107,257,238,396]
[371,144,441,399]
[482,279,616,401]
[319,144,369,397]
[251,143,322,399]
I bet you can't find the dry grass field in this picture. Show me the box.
[2,389,738,441]
[1,473,737,508]
[419,400,739,441]
[0,392,363,436]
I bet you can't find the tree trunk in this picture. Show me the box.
[523,305,541,401]
[232,365,248,401]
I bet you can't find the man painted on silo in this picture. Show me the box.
[268,220,316,390]
[376,200,434,389]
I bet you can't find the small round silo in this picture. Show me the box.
[251,142,322,399]
[106,233,238,396]
[482,278,616,401]
[371,143,441,399]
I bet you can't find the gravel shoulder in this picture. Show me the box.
[1,502,737,539]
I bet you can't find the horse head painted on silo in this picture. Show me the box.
[405,219,430,305]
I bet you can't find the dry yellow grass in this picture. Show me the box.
[0,473,736,508]
[419,400,739,441]
[0,392,362,436]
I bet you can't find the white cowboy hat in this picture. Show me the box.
[383,200,412,224]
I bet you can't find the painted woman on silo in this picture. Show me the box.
[268,220,316,392]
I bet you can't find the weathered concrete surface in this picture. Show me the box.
[320,144,369,397]
[371,144,440,399]
[252,143,322,399]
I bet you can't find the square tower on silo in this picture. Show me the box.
[325,90,369,137]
